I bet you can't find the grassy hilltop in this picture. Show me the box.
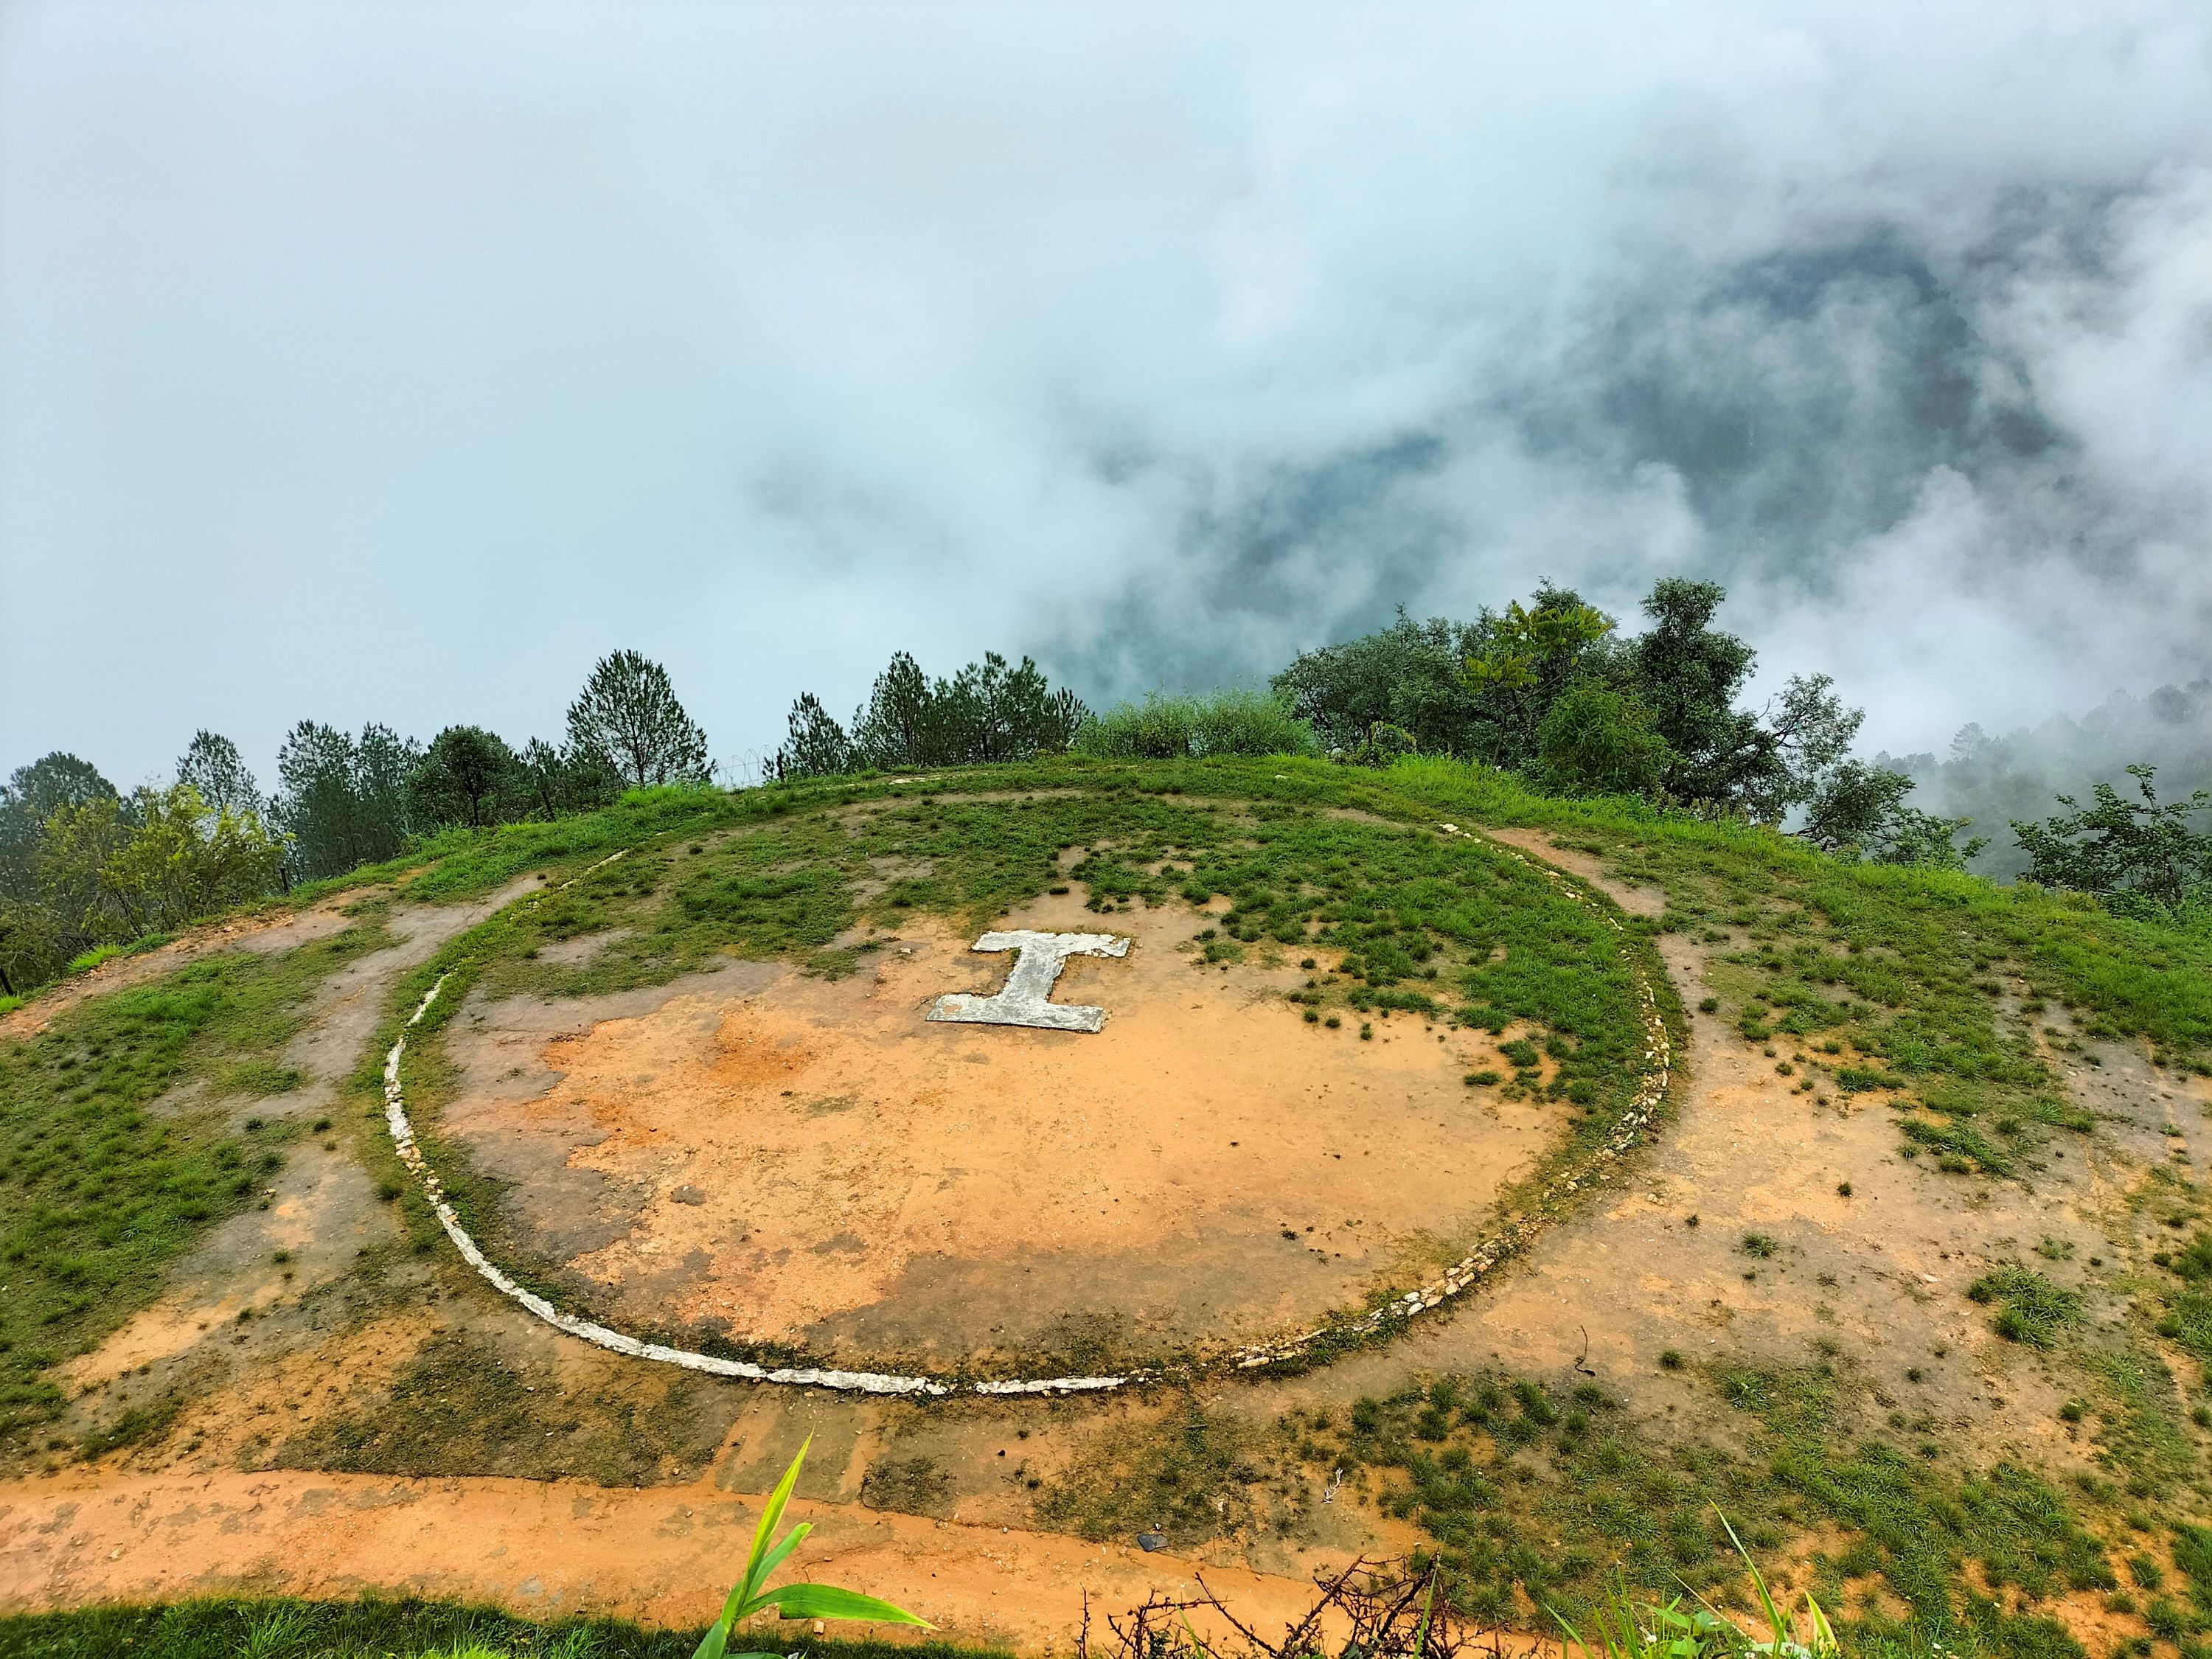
[4,754,2212,1659]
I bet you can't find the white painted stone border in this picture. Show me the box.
[377,822,1672,1396]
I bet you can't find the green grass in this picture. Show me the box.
[272,1329,738,1486]
[0,1600,1004,1659]
[1201,1359,2110,1654]
[1966,1265,2084,1349]
[0,922,387,1454]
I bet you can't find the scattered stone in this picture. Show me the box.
[671,1185,706,1206]
[1138,1531,1168,1552]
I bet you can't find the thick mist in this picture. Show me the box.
[2,2,2209,787]
[1883,681,2212,880]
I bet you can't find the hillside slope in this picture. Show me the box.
[3,757,2209,1656]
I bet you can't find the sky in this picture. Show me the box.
[4,1,2211,791]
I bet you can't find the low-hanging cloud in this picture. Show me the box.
[1,1,2208,785]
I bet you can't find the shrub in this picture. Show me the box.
[1073,690,1320,760]
[1533,675,1670,798]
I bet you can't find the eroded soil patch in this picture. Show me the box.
[441,892,1570,1372]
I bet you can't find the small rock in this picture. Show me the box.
[671,1185,707,1206]
[1137,1531,1168,1552]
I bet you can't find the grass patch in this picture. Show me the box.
[272,1329,739,1486]
[1243,1360,2110,1650]
[1966,1265,2084,1349]
[0,923,386,1456]
[0,1599,1007,1659]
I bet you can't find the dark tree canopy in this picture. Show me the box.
[273,721,420,881]
[1273,612,1484,757]
[411,726,521,829]
[1628,578,1770,804]
[779,650,1087,779]
[779,693,854,779]
[1274,588,1622,768]
[566,650,712,790]
[175,731,263,821]
[518,737,619,818]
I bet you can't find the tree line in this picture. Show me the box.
[6,588,2204,1005]
[0,650,712,1000]
[773,579,2211,918]
[1267,577,2211,911]
[1268,577,1981,863]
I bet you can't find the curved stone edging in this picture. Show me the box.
[378,820,1674,1397]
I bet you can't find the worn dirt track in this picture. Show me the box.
[0,894,363,1041]
[0,1466,1499,1657]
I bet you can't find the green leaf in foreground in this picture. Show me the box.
[692,1435,932,1659]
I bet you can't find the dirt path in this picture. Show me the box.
[0,1468,1396,1657]
[1,894,366,1041]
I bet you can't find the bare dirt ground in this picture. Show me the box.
[3,820,2204,1654]
[0,1466,1367,1657]
[439,888,1568,1370]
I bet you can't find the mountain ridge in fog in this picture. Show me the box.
[1881,680,2212,880]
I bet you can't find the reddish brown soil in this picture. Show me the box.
[0,1466,1425,1657]
[440,891,1569,1370]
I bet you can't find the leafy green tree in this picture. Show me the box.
[1276,591,1622,765]
[175,731,262,821]
[848,650,936,769]
[2011,765,2212,918]
[273,721,420,880]
[776,694,854,779]
[0,894,61,996]
[1461,588,1622,769]
[1745,672,1865,824]
[1534,677,1672,796]
[830,650,1088,772]
[1870,804,1989,870]
[1273,612,1484,756]
[37,784,283,941]
[566,650,712,789]
[1628,578,1775,805]
[411,726,521,829]
[1800,758,1985,868]
[0,753,118,900]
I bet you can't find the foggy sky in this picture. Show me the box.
[4,1,2210,789]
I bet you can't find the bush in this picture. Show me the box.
[1533,675,1670,798]
[1073,690,1319,761]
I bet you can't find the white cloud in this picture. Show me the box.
[2,0,2209,781]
